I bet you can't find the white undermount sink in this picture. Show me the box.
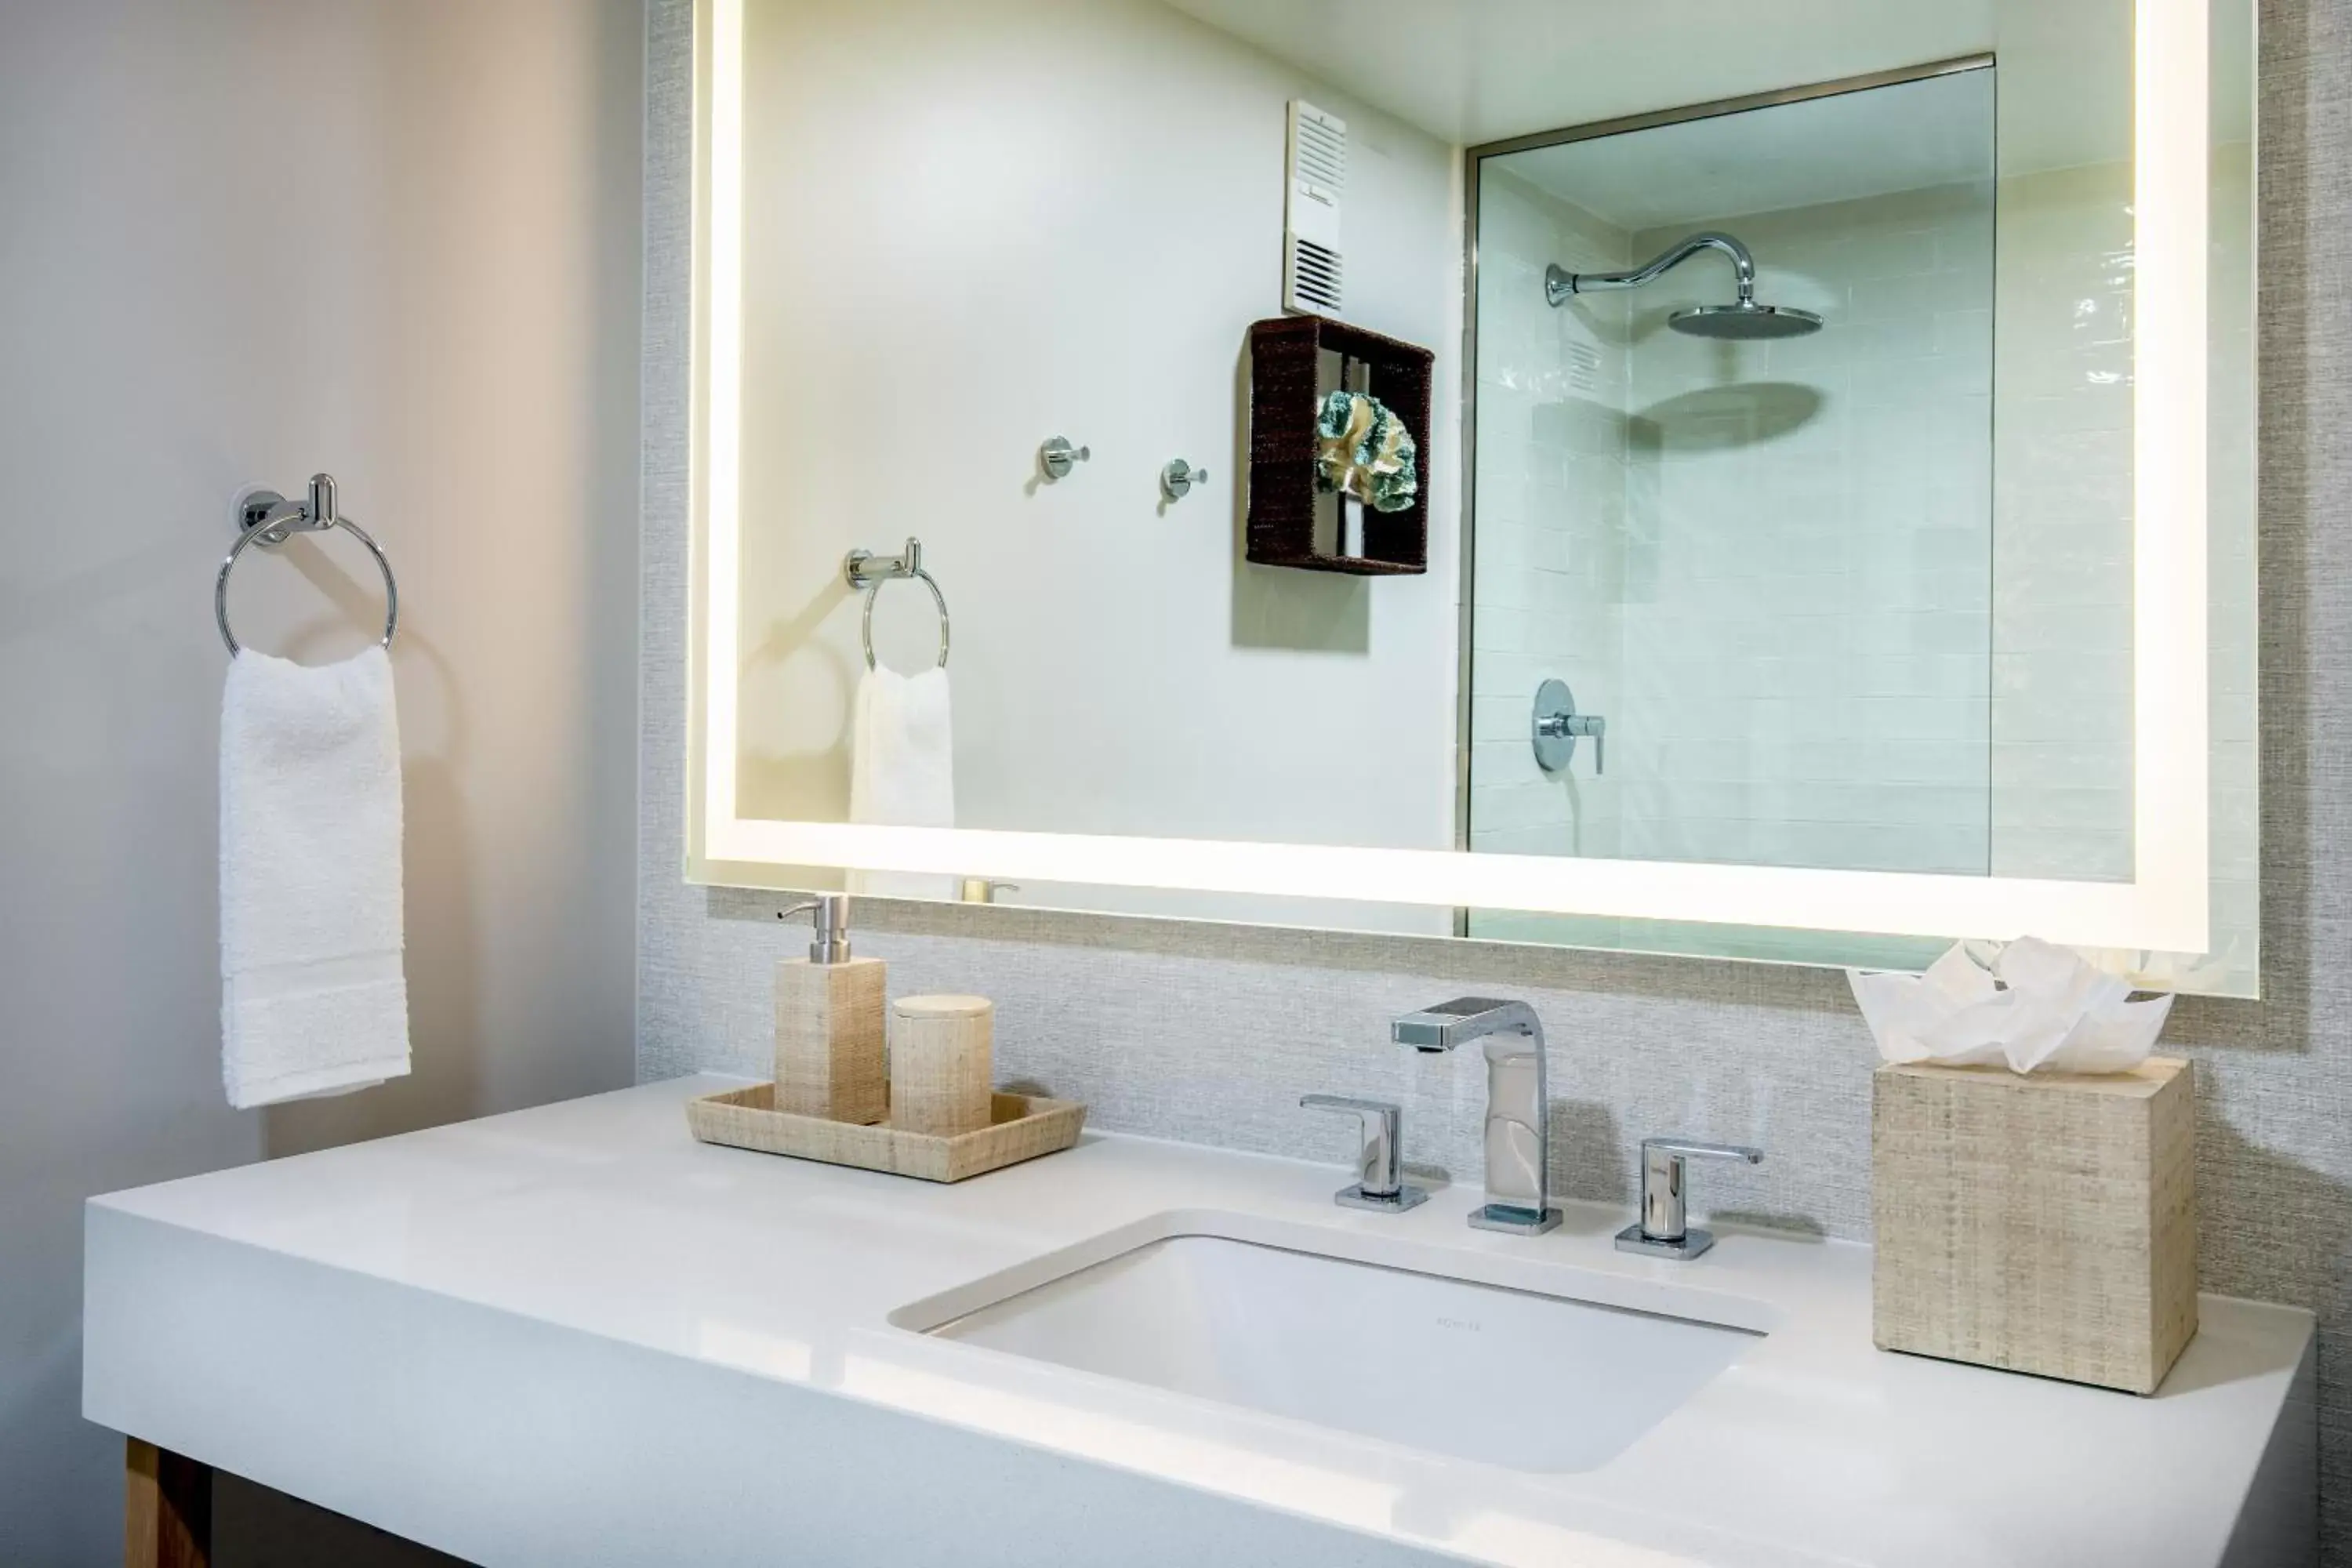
[892,1211,1769,1474]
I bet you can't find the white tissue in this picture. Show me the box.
[1848,937,2174,1075]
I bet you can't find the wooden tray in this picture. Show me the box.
[686,1083,1086,1183]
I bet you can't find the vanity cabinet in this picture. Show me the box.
[85,1080,2315,1568]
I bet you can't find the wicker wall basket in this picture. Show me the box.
[1246,314,1434,575]
[687,1083,1086,1183]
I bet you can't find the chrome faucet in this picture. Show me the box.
[1392,998,1560,1235]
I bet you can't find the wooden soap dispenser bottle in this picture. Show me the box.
[774,894,887,1125]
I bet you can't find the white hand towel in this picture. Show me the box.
[220,647,411,1109]
[848,665,956,901]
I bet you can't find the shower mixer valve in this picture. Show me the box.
[1531,679,1605,776]
[1541,711,1606,775]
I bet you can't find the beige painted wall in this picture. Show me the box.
[0,2,644,1560]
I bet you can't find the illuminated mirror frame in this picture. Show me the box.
[686,0,2212,954]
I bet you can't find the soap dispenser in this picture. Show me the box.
[774,895,887,1125]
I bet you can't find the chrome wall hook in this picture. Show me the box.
[1160,459,1209,502]
[1037,437,1091,481]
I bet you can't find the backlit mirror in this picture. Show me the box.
[688,0,2259,996]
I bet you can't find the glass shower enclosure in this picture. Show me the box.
[1463,64,2005,962]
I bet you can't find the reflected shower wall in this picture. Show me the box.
[1617,180,1995,875]
[1466,67,2000,947]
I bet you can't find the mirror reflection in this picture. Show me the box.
[717,0,2256,993]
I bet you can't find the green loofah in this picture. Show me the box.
[1312,390,1419,514]
[1316,390,1356,444]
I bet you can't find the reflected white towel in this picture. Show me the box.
[848,665,956,901]
[220,648,410,1109]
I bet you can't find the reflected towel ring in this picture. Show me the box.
[216,474,399,656]
[844,536,950,671]
[859,570,949,671]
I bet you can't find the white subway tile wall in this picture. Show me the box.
[1617,183,1996,875]
[1467,172,1629,864]
[1465,142,2256,993]
[1467,172,2000,885]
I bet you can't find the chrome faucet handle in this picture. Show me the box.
[1300,1094,1428,1214]
[1615,1137,1764,1261]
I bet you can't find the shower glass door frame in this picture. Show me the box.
[1454,53,2001,943]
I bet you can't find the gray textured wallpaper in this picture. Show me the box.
[638,0,2352,1553]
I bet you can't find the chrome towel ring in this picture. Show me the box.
[216,473,398,656]
[843,535,949,671]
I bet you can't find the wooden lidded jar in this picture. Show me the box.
[889,995,994,1137]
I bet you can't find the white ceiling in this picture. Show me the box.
[1161,0,2146,174]
[1496,67,1995,234]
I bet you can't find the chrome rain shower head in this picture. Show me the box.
[1667,301,1824,340]
[1544,229,1823,340]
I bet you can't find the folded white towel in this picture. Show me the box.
[220,647,410,1109]
[848,665,956,901]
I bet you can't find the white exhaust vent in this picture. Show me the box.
[1284,100,1345,316]
[1564,339,1601,394]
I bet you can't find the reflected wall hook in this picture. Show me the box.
[1161,459,1209,501]
[1038,437,1091,481]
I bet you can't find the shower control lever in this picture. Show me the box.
[1541,713,1606,774]
[1531,679,1606,775]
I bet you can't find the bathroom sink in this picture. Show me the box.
[899,1221,1764,1474]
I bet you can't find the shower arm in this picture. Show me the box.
[1544,230,1758,309]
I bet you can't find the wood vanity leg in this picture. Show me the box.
[125,1439,212,1568]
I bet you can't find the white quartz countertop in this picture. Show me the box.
[85,1076,2313,1568]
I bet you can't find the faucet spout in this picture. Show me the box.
[1391,999,1561,1236]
